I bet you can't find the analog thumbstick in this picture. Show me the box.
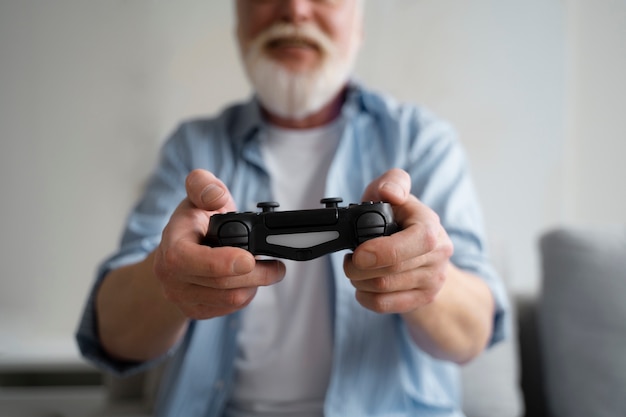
[257,201,280,213]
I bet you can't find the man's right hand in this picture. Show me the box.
[154,169,286,320]
[96,169,284,362]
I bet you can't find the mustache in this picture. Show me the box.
[249,23,337,57]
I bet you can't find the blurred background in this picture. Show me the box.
[0,0,624,403]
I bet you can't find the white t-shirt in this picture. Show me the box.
[224,119,344,417]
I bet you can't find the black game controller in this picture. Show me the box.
[203,198,399,261]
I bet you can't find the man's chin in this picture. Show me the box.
[245,47,351,121]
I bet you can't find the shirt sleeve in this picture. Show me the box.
[403,106,510,346]
[75,125,191,375]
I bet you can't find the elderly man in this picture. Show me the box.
[77,1,509,416]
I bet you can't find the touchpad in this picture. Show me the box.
[266,231,340,248]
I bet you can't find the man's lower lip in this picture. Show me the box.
[271,45,314,52]
[264,46,320,59]
[267,40,319,51]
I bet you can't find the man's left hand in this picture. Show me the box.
[344,168,453,314]
[345,168,495,364]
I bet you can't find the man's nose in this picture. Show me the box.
[277,0,314,24]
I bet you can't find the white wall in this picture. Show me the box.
[563,0,626,223]
[0,0,624,366]
[359,0,568,294]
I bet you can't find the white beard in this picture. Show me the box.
[240,23,360,121]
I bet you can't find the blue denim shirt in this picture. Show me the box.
[77,83,509,417]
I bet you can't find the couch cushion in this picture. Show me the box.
[460,316,524,417]
[539,226,626,417]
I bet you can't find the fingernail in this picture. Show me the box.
[381,182,405,200]
[201,184,224,206]
[356,250,377,268]
[233,256,253,275]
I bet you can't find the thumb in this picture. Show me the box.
[361,168,411,205]
[185,169,236,212]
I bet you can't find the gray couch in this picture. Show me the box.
[102,226,626,417]
[534,226,626,416]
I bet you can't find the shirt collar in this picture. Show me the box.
[230,80,367,148]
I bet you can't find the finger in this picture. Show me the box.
[187,259,286,289]
[351,209,452,270]
[173,287,259,320]
[185,169,236,212]
[163,199,215,246]
[355,288,437,314]
[156,238,256,279]
[161,260,286,319]
[361,168,411,205]
[350,226,435,269]
[171,285,259,308]
[348,265,442,293]
[344,252,430,282]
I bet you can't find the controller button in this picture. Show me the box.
[218,221,249,248]
[356,212,386,243]
[320,197,343,208]
[257,202,280,213]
